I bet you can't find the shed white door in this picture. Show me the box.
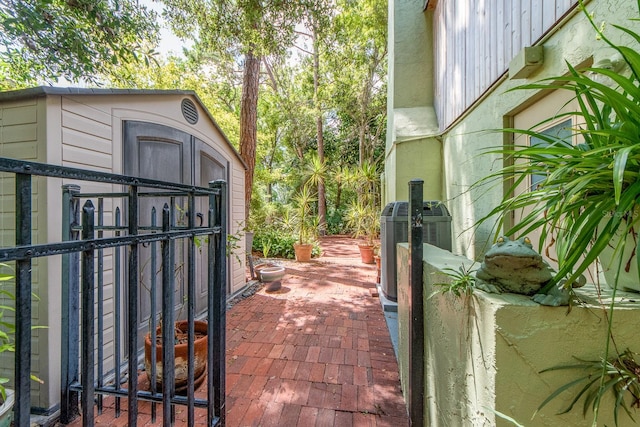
[123,121,228,351]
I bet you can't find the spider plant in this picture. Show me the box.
[477,0,640,291]
[474,2,640,423]
[535,349,640,426]
[430,264,477,298]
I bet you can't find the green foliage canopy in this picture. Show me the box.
[0,0,159,87]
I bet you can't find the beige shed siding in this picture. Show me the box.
[433,0,578,130]
[0,97,50,407]
[61,98,114,172]
[0,100,39,156]
[0,89,246,411]
[58,96,119,405]
[230,163,246,294]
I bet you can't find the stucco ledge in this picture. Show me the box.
[396,242,640,426]
[392,106,440,142]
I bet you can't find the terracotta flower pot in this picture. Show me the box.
[144,320,208,394]
[358,244,375,264]
[294,243,313,262]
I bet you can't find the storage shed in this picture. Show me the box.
[0,87,247,413]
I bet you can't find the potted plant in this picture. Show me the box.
[0,263,43,426]
[476,3,640,423]
[291,184,318,262]
[140,232,209,395]
[346,162,381,264]
[346,200,380,264]
[0,269,14,427]
[478,9,640,292]
[144,319,208,394]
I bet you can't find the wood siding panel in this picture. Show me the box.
[511,1,522,60]
[490,0,498,84]
[497,0,505,76]
[433,1,444,124]
[61,101,113,171]
[62,109,111,140]
[1,141,38,159]
[0,102,38,144]
[433,0,578,130]
[531,0,543,41]
[62,144,112,171]
[62,97,111,126]
[62,127,112,155]
[2,104,37,125]
[2,124,38,144]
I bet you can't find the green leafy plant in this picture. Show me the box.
[345,200,380,245]
[252,227,297,259]
[535,349,640,426]
[0,263,44,405]
[477,1,640,290]
[291,184,318,246]
[345,162,381,246]
[226,221,249,265]
[261,240,272,259]
[474,2,640,424]
[431,264,477,298]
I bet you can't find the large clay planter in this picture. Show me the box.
[358,244,375,264]
[144,320,208,394]
[294,243,313,262]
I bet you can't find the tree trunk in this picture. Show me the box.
[316,115,326,235]
[313,27,327,235]
[240,50,261,222]
[358,123,366,167]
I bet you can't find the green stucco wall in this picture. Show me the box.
[397,243,640,426]
[385,0,441,206]
[386,0,640,259]
[384,135,442,205]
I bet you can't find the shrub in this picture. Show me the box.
[252,227,297,259]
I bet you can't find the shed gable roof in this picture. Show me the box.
[0,86,247,169]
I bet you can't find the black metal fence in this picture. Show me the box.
[0,157,227,427]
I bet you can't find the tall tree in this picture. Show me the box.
[291,2,333,234]
[106,54,242,145]
[162,0,321,221]
[329,0,387,166]
[0,0,159,87]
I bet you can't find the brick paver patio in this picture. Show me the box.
[60,236,408,426]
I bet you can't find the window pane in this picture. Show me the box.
[530,119,572,190]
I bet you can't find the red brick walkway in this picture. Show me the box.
[60,236,408,426]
